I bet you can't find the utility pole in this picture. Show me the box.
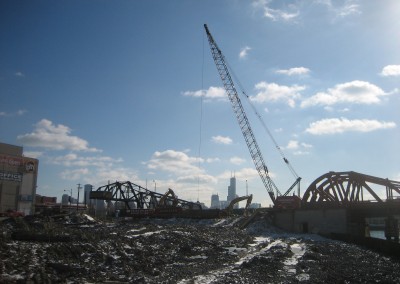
[246,180,248,196]
[76,183,81,212]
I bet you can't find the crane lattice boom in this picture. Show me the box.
[204,24,279,203]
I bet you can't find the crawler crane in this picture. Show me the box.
[204,24,301,206]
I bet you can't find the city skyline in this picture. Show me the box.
[1,1,399,207]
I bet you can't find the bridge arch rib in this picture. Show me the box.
[302,171,400,207]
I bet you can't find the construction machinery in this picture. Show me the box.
[158,188,179,208]
[204,24,301,206]
[223,194,253,217]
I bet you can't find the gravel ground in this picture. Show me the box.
[1,213,400,283]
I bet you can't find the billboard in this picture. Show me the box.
[0,171,23,182]
[0,154,38,174]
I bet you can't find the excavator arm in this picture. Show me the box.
[224,194,253,216]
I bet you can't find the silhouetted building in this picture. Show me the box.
[84,184,93,207]
[227,174,236,203]
[211,194,220,209]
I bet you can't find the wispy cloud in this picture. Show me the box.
[336,1,361,18]
[212,135,233,145]
[380,65,400,77]
[252,0,361,22]
[182,86,226,101]
[230,156,246,165]
[252,0,299,22]
[217,167,261,180]
[251,82,305,108]
[239,46,251,59]
[15,71,25,77]
[17,119,101,152]
[305,118,396,135]
[284,140,312,155]
[276,67,310,76]
[51,153,123,167]
[58,158,140,184]
[146,149,204,176]
[301,80,388,108]
[0,109,27,117]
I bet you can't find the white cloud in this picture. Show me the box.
[15,71,25,77]
[218,167,262,180]
[51,154,123,168]
[276,67,310,76]
[252,0,361,23]
[230,156,246,165]
[256,1,299,22]
[380,65,400,77]
[301,142,313,148]
[176,174,217,184]
[16,119,101,152]
[283,140,312,155]
[147,149,203,176]
[239,46,251,59]
[0,109,27,117]
[305,118,396,135]
[206,157,221,163]
[23,151,43,159]
[286,140,299,149]
[60,166,139,185]
[60,168,90,181]
[212,135,233,145]
[145,149,218,190]
[252,82,305,108]
[301,80,388,108]
[182,86,226,100]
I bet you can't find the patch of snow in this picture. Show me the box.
[127,227,146,233]
[0,273,25,281]
[82,214,95,221]
[212,219,227,227]
[224,247,248,256]
[189,255,208,260]
[296,273,310,281]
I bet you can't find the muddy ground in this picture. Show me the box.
[1,214,400,283]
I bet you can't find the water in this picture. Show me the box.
[370,230,385,240]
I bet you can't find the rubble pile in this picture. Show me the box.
[1,214,400,283]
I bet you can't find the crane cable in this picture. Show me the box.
[196,29,206,202]
[224,58,300,180]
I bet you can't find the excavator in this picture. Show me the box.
[158,188,179,208]
[204,24,301,209]
[222,194,253,217]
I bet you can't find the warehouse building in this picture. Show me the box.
[0,142,39,215]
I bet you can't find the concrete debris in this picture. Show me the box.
[1,213,399,283]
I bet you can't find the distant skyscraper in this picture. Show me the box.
[227,174,236,203]
[84,184,93,207]
[211,194,220,209]
[61,194,70,205]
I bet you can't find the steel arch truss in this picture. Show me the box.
[89,181,201,210]
[302,171,400,206]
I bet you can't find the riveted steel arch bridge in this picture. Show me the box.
[302,171,400,209]
[90,181,202,211]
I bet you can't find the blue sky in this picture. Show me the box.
[1,0,399,207]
